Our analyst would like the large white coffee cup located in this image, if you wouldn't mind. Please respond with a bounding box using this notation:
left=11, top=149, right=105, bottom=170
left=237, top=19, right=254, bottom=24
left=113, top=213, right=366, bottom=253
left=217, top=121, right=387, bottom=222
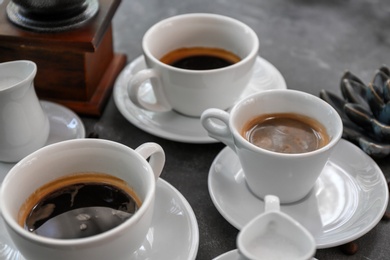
left=128, top=13, right=259, bottom=117
left=0, top=60, right=50, bottom=162
left=201, top=89, right=343, bottom=203
left=0, top=139, right=165, bottom=260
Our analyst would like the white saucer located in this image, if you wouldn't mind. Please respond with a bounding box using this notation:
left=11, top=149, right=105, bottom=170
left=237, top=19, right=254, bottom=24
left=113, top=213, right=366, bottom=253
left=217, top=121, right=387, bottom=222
left=0, top=101, right=86, bottom=181
left=0, top=178, right=199, bottom=260
left=208, top=139, right=388, bottom=249
left=113, top=55, right=287, bottom=143
left=213, top=250, right=243, bottom=260
left=213, top=249, right=318, bottom=260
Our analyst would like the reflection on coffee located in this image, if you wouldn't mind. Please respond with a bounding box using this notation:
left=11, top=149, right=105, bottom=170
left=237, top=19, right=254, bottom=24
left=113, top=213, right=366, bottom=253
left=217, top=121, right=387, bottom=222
left=160, top=47, right=241, bottom=70
left=242, top=113, right=329, bottom=154
left=19, top=173, right=141, bottom=239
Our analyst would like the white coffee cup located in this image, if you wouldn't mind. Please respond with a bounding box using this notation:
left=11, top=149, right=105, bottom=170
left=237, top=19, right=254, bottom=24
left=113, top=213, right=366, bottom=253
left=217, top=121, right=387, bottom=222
left=0, top=60, right=50, bottom=162
left=127, top=13, right=259, bottom=117
left=201, top=89, right=343, bottom=203
left=237, top=195, right=316, bottom=260
left=0, top=139, right=165, bottom=260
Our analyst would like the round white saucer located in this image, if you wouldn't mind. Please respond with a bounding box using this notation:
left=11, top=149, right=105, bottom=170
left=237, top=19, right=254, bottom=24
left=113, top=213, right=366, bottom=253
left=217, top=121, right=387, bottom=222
left=129, top=179, right=199, bottom=259
left=213, top=249, right=319, bottom=260
left=113, top=55, right=287, bottom=143
left=208, top=139, right=388, bottom=249
left=213, top=249, right=243, bottom=260
left=0, top=178, right=199, bottom=260
left=0, top=101, right=86, bottom=181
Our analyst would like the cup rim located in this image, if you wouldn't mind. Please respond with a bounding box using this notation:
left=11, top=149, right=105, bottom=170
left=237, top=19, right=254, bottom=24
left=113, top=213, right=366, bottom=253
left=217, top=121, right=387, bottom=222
left=0, top=60, right=37, bottom=92
left=229, top=89, right=343, bottom=157
left=0, top=139, right=157, bottom=247
left=141, top=13, right=260, bottom=74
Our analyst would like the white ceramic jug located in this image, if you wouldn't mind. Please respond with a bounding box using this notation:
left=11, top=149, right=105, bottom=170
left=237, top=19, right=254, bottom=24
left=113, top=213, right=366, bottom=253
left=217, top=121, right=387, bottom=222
left=237, top=195, right=316, bottom=260
left=0, top=60, right=49, bottom=162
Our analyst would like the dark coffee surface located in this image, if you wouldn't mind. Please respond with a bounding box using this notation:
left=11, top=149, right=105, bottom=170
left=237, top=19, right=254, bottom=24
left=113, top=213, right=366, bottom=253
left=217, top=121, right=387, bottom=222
left=242, top=113, right=329, bottom=153
left=160, top=47, right=241, bottom=70
left=20, top=173, right=140, bottom=239
left=170, top=55, right=234, bottom=70
left=25, top=183, right=137, bottom=239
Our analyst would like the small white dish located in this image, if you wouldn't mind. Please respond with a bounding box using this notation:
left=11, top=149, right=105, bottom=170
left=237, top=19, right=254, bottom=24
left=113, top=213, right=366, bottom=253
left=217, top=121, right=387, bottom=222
left=113, top=55, right=287, bottom=143
left=213, top=249, right=243, bottom=260
left=208, top=139, right=388, bottom=249
left=0, top=101, right=85, bottom=180
left=213, top=249, right=319, bottom=260
left=0, top=178, right=199, bottom=260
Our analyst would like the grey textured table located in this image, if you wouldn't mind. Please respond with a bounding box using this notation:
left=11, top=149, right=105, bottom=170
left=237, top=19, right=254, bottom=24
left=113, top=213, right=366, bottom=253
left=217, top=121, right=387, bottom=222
left=81, top=0, right=390, bottom=259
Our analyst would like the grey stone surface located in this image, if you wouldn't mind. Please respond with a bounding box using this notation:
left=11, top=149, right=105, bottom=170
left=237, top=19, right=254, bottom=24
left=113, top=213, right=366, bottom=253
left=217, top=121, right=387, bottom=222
left=81, top=0, right=390, bottom=259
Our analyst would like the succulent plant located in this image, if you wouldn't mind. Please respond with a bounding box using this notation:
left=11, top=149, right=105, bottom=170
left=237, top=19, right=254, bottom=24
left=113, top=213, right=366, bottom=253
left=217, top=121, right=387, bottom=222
left=320, top=65, right=390, bottom=158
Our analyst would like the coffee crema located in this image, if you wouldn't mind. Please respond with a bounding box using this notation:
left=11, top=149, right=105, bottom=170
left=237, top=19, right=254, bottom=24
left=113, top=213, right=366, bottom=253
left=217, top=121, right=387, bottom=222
left=19, top=173, right=141, bottom=239
left=160, top=47, right=241, bottom=70
left=241, top=113, right=330, bottom=154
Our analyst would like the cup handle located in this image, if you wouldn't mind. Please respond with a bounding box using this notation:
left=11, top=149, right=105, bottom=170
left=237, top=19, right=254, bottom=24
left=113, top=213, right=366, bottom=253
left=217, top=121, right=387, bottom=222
left=201, top=108, right=236, bottom=151
left=128, top=68, right=172, bottom=112
left=264, top=195, right=280, bottom=212
left=135, top=142, right=165, bottom=180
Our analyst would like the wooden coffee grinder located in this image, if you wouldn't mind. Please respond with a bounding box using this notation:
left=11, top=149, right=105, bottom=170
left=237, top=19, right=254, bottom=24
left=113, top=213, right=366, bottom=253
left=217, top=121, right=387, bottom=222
left=0, top=0, right=126, bottom=116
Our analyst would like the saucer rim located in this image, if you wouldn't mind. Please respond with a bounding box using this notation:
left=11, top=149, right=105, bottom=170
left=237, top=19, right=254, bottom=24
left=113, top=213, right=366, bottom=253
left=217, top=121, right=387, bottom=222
left=213, top=249, right=318, bottom=260
left=213, top=249, right=241, bottom=260
left=113, top=55, right=287, bottom=144
left=208, top=139, right=388, bottom=249
left=155, top=178, right=199, bottom=260
left=0, top=178, right=199, bottom=260
left=40, top=100, right=86, bottom=141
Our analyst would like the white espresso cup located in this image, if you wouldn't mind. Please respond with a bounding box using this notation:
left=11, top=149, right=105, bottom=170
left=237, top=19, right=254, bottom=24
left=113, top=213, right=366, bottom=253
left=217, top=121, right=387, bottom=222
left=128, top=13, right=259, bottom=117
left=237, top=195, right=316, bottom=260
left=0, top=60, right=50, bottom=162
left=201, top=89, right=343, bottom=203
left=0, top=139, right=165, bottom=260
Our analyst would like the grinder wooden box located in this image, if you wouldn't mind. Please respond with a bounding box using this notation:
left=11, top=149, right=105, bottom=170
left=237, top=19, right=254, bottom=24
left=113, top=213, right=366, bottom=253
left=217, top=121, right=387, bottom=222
left=0, top=0, right=126, bottom=116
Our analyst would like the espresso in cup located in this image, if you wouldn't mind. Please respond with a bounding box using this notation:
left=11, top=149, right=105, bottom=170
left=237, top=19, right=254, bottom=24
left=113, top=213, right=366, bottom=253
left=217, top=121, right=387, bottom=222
left=19, top=172, right=141, bottom=239
left=160, top=47, right=241, bottom=70
left=128, top=13, right=259, bottom=117
left=0, top=139, right=165, bottom=260
left=201, top=89, right=343, bottom=203
left=241, top=113, right=330, bottom=154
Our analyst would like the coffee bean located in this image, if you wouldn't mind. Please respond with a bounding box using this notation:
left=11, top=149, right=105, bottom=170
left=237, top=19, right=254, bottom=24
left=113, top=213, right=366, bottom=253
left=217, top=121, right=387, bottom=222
left=382, top=211, right=390, bottom=221
left=339, top=241, right=358, bottom=255
left=87, top=132, right=99, bottom=138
